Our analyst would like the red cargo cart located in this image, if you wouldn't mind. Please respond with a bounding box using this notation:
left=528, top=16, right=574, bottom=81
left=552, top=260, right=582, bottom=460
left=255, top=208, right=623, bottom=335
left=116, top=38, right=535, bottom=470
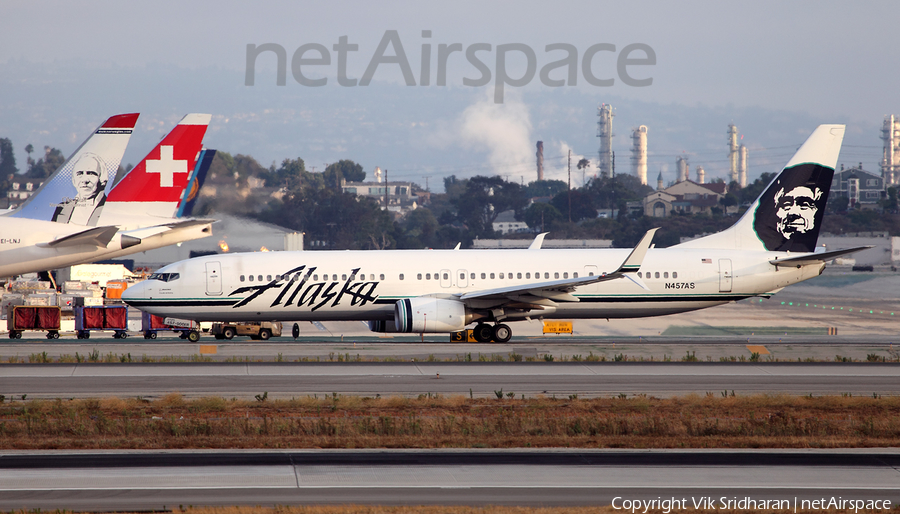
left=141, top=312, right=201, bottom=341
left=74, top=305, right=129, bottom=339
left=7, top=305, right=61, bottom=339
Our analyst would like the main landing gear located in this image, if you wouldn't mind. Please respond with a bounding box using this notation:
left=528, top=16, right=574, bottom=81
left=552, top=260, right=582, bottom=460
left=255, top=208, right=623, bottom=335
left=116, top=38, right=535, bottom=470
left=472, top=323, right=512, bottom=343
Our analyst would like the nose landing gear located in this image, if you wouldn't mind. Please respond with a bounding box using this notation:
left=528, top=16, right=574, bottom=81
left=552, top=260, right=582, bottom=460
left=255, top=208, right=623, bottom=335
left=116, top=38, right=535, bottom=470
left=472, top=323, right=513, bottom=343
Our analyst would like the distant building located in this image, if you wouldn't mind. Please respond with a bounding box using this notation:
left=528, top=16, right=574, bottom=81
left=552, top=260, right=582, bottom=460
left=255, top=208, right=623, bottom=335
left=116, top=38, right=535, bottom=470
left=6, top=175, right=43, bottom=208
left=831, top=164, right=884, bottom=208
left=491, top=210, right=529, bottom=235
left=341, top=179, right=418, bottom=214
left=643, top=180, right=727, bottom=217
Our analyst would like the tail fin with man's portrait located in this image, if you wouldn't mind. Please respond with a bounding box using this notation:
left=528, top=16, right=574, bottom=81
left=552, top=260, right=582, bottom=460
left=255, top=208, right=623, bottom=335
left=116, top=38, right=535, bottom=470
left=676, top=124, right=845, bottom=253
left=5, top=113, right=139, bottom=225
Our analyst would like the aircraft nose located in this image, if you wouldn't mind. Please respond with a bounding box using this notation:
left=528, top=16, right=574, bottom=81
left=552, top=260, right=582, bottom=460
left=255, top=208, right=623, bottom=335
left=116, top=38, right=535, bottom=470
left=121, top=282, right=145, bottom=302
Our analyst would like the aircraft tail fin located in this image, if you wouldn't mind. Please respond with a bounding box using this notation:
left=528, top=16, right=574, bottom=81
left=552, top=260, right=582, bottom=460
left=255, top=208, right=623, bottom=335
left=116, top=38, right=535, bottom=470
left=8, top=113, right=139, bottom=224
left=176, top=148, right=215, bottom=218
left=677, top=124, right=845, bottom=253
left=105, top=113, right=210, bottom=218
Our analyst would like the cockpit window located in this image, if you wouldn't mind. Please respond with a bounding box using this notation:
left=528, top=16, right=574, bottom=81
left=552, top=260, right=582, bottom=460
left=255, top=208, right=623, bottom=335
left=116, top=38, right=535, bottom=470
left=148, top=273, right=180, bottom=282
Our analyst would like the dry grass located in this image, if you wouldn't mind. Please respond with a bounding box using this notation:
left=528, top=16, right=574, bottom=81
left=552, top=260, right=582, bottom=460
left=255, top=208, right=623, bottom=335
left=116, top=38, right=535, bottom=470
left=1, top=393, right=899, bottom=450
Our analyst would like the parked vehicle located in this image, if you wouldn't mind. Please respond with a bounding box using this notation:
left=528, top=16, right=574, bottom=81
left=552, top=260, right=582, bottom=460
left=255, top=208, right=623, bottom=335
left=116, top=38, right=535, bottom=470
left=210, top=321, right=282, bottom=340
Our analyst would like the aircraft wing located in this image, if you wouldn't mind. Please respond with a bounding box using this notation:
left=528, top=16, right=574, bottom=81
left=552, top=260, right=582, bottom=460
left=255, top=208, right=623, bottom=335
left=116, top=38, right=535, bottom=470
left=458, top=228, right=657, bottom=303
left=769, top=246, right=873, bottom=266
left=120, top=218, right=216, bottom=239
left=37, top=226, right=119, bottom=248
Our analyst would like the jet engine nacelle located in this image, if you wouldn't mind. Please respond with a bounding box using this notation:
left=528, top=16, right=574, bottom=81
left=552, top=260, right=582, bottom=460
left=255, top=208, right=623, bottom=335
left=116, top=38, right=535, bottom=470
left=367, top=320, right=400, bottom=333
left=394, top=297, right=467, bottom=333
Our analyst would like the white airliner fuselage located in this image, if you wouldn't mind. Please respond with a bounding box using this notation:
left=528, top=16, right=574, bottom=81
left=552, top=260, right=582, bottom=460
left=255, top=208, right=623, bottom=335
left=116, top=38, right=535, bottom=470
left=124, top=246, right=821, bottom=323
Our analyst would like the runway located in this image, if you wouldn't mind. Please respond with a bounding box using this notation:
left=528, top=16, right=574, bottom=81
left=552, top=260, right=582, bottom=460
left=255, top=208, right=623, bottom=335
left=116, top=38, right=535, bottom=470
left=3, top=362, right=899, bottom=399
left=1, top=449, right=898, bottom=509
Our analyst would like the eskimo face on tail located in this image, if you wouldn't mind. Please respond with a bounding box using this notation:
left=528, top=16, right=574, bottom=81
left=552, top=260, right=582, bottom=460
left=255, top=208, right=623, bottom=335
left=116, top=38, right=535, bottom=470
left=753, top=163, right=833, bottom=252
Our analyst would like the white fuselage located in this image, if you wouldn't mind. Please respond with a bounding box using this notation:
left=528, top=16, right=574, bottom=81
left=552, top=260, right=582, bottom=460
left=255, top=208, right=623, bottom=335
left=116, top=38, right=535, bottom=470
left=122, top=247, right=823, bottom=323
left=0, top=216, right=212, bottom=277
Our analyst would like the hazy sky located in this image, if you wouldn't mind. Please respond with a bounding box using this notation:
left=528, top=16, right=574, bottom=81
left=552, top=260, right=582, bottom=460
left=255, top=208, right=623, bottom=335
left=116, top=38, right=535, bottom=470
left=1, top=1, right=897, bottom=188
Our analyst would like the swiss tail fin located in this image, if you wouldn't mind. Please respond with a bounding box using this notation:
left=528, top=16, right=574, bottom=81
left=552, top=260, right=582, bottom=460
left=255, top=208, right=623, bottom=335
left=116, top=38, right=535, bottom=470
left=8, top=113, right=139, bottom=225
left=677, top=124, right=845, bottom=253
left=176, top=148, right=215, bottom=218
left=104, top=113, right=210, bottom=219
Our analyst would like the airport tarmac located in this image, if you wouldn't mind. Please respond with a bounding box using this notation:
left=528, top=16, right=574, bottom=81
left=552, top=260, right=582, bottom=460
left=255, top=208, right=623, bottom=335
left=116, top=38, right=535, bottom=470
left=3, top=362, right=899, bottom=399
left=1, top=449, right=898, bottom=509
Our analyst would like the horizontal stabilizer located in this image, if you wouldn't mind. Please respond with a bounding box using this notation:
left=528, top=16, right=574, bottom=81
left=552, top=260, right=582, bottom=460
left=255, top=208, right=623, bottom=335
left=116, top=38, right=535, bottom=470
left=769, top=246, right=873, bottom=266
left=38, top=226, right=119, bottom=248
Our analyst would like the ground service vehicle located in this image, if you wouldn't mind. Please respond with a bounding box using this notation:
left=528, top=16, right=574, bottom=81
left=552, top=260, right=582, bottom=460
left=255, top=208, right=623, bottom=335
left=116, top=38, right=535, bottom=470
left=211, top=321, right=282, bottom=340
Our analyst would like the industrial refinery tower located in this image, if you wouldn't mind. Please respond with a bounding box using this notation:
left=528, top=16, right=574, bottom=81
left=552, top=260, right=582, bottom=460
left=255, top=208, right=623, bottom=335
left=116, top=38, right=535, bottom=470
left=597, top=104, right=614, bottom=178
left=631, top=125, right=648, bottom=185
left=883, top=115, right=900, bottom=187
left=727, top=124, right=748, bottom=187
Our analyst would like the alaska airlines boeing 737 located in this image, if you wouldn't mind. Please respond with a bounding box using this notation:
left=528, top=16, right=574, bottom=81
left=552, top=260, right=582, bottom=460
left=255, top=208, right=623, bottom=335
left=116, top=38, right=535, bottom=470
left=123, top=125, right=870, bottom=342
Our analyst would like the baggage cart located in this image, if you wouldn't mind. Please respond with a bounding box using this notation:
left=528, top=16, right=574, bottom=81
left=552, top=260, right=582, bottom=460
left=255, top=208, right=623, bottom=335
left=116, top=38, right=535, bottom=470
left=7, top=305, right=61, bottom=339
left=141, top=312, right=201, bottom=342
left=74, top=305, right=129, bottom=339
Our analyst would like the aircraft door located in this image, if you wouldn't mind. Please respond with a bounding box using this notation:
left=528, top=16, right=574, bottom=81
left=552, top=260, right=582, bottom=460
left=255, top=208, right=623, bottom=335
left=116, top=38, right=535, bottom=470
left=718, top=259, right=732, bottom=293
left=457, top=269, right=468, bottom=288
left=440, top=269, right=452, bottom=288
left=206, top=261, right=222, bottom=296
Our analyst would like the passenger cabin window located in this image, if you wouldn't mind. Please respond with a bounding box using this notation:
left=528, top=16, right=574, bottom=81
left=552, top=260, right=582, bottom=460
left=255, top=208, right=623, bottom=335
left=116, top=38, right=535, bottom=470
left=399, top=274, right=404, bottom=280
left=499, top=273, right=504, bottom=279
left=443, top=273, right=449, bottom=280
left=426, top=273, right=431, bottom=280
left=332, top=274, right=338, bottom=281
left=380, top=274, right=385, bottom=280
left=417, top=273, right=423, bottom=280
left=554, top=272, right=560, bottom=279
left=563, top=272, right=568, bottom=279
left=249, top=275, right=254, bottom=282
left=342, top=274, right=347, bottom=280
left=490, top=273, right=495, bottom=279
left=459, top=273, right=465, bottom=279
left=481, top=273, right=486, bottom=279
left=526, top=272, right=531, bottom=279
left=544, top=272, right=550, bottom=279
left=240, top=275, right=245, bottom=282
left=637, top=272, right=642, bottom=278
left=470, top=273, right=475, bottom=279
left=313, top=274, right=319, bottom=281
left=517, top=273, right=522, bottom=279
left=573, top=272, right=578, bottom=278
left=673, top=272, right=678, bottom=278
left=655, top=272, right=660, bottom=278
left=664, top=272, right=669, bottom=278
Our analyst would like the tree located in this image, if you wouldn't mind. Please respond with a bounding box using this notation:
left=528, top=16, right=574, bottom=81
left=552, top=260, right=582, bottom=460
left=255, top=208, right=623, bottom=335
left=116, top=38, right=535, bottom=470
left=0, top=138, right=17, bottom=177
left=27, top=146, right=65, bottom=179
left=452, top=176, right=527, bottom=237
left=523, top=179, right=567, bottom=198
left=551, top=190, right=596, bottom=222
left=323, top=159, right=365, bottom=189
left=523, top=202, right=563, bottom=231
left=576, top=158, right=590, bottom=185
left=24, top=143, right=33, bottom=168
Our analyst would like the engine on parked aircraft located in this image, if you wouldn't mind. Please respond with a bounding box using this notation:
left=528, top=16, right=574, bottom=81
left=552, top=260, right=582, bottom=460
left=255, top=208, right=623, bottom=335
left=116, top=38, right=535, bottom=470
left=393, top=297, right=469, bottom=333
left=367, top=320, right=400, bottom=333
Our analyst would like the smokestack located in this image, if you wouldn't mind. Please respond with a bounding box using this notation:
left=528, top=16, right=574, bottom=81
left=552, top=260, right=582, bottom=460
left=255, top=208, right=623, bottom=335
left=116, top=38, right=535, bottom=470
left=738, top=145, right=748, bottom=187
left=727, top=124, right=739, bottom=184
left=536, top=141, right=544, bottom=181
left=676, top=156, right=689, bottom=183
left=696, top=165, right=705, bottom=184
left=631, top=125, right=648, bottom=185
left=882, top=115, right=900, bottom=187
left=597, top=104, right=614, bottom=178
left=374, top=166, right=382, bottom=183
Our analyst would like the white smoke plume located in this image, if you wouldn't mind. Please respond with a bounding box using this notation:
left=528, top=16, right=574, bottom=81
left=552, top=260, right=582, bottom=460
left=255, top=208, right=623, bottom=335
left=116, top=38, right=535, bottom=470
left=458, top=92, right=533, bottom=180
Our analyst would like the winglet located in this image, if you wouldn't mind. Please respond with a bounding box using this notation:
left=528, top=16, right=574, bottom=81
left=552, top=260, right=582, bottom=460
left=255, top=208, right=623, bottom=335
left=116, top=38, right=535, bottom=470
left=528, top=232, right=548, bottom=250
left=615, top=228, right=658, bottom=273
left=37, top=226, right=119, bottom=248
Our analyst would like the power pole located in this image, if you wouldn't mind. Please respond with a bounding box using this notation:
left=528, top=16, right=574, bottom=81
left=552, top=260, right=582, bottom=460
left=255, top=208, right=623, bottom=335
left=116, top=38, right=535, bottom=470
left=425, top=176, right=429, bottom=192
left=384, top=169, right=389, bottom=210
left=567, top=149, right=572, bottom=223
